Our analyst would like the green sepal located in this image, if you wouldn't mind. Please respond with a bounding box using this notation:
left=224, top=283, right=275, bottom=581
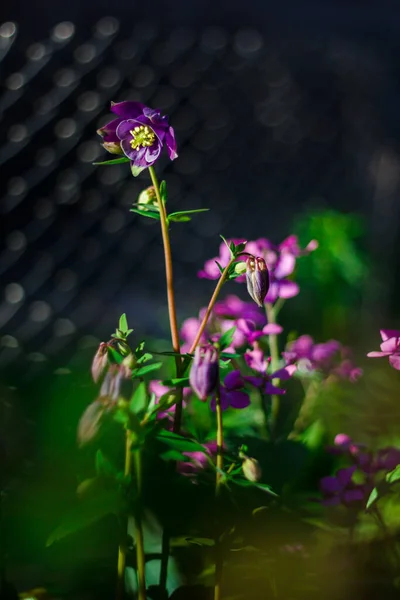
left=159, top=180, right=167, bottom=203
left=130, top=208, right=161, bottom=220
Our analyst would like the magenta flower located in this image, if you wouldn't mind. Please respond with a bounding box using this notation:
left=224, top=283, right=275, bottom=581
left=198, top=236, right=317, bottom=304
left=177, top=441, right=219, bottom=479
left=244, top=346, right=296, bottom=394
left=149, top=380, right=191, bottom=422
left=320, top=466, right=366, bottom=506
left=197, top=238, right=246, bottom=280
left=98, top=101, right=177, bottom=175
left=367, top=329, right=400, bottom=370
left=213, top=295, right=265, bottom=325
left=284, top=335, right=362, bottom=382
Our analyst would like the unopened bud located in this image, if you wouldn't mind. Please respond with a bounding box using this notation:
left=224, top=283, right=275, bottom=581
left=91, top=342, right=109, bottom=383
left=102, top=141, right=123, bottom=155
left=138, top=186, right=158, bottom=212
left=242, top=457, right=262, bottom=482
left=77, top=401, right=104, bottom=447
left=246, top=256, right=269, bottom=307
left=189, top=345, right=219, bottom=401
left=234, top=261, right=247, bottom=275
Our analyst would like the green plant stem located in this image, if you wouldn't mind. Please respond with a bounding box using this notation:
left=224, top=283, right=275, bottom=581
left=116, top=430, right=134, bottom=600
left=133, top=449, right=147, bottom=600
left=265, top=302, right=280, bottom=434
left=214, top=384, right=224, bottom=600
left=148, top=166, right=183, bottom=433
left=374, top=506, right=400, bottom=573
left=189, top=259, right=236, bottom=356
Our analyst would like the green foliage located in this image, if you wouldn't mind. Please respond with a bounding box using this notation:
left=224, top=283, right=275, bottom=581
left=168, top=209, right=210, bottom=223
left=130, top=207, right=161, bottom=220
left=218, top=326, right=237, bottom=351
left=93, top=157, right=130, bottom=166
left=129, top=381, right=148, bottom=415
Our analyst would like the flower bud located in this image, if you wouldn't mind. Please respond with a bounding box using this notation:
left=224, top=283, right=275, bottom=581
left=189, top=345, right=219, bottom=401
left=102, top=141, right=124, bottom=155
left=242, top=457, right=262, bottom=482
left=138, top=186, right=159, bottom=212
left=91, top=342, right=109, bottom=383
left=246, top=256, right=269, bottom=307
left=77, top=401, right=105, bottom=447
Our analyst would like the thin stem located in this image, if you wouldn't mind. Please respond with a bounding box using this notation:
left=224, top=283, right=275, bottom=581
left=374, top=506, right=400, bottom=573
left=133, top=449, right=147, bottom=600
left=265, top=302, right=280, bottom=433
left=214, top=384, right=224, bottom=600
left=116, top=430, right=134, bottom=600
left=148, top=166, right=183, bottom=433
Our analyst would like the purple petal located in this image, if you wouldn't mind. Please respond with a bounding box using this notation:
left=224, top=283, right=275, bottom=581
left=277, top=280, right=300, bottom=299
left=264, top=382, right=286, bottom=395
left=380, top=329, right=400, bottom=341
left=165, top=127, right=178, bottom=160
left=342, top=488, right=365, bottom=504
left=336, top=466, right=357, bottom=488
left=244, top=375, right=264, bottom=388
left=110, top=101, right=146, bottom=119
left=228, top=390, right=251, bottom=409
left=320, top=475, right=341, bottom=494
left=272, top=364, right=297, bottom=380
left=224, top=370, right=244, bottom=390
left=97, top=117, right=122, bottom=142
left=197, top=259, right=222, bottom=280
left=274, top=252, right=296, bottom=279
left=389, top=354, right=400, bottom=370
left=367, top=350, right=391, bottom=358
left=380, top=338, right=400, bottom=353
left=210, top=387, right=230, bottom=411
left=262, top=323, right=283, bottom=335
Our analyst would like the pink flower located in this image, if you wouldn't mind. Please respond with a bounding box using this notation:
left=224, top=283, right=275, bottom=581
left=367, top=329, right=400, bottom=370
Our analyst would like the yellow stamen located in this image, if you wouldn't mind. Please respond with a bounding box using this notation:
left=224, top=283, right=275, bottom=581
left=129, top=125, right=155, bottom=150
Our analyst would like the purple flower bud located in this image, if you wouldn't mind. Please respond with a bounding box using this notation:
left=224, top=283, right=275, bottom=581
left=91, top=342, right=109, bottom=383
left=189, top=345, right=219, bottom=401
left=246, top=256, right=269, bottom=307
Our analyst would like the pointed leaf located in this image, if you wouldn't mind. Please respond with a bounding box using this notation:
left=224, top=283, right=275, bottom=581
left=366, top=487, right=379, bottom=509
left=386, top=465, right=400, bottom=484
left=119, top=313, right=128, bottom=333
left=95, top=450, right=118, bottom=478
left=156, top=430, right=208, bottom=453
left=130, top=382, right=148, bottom=415
left=94, top=157, right=130, bottom=166
left=162, top=377, right=190, bottom=387
left=46, top=491, right=122, bottom=546
left=168, top=209, right=210, bottom=223
left=133, top=362, right=163, bottom=377
left=130, top=208, right=161, bottom=221
left=218, top=326, right=237, bottom=351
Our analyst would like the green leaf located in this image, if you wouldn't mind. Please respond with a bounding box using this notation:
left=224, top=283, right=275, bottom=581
left=221, top=352, right=241, bottom=359
left=119, top=313, right=128, bottom=333
left=130, top=208, right=161, bottom=220
left=220, top=235, right=233, bottom=257
left=232, top=478, right=277, bottom=497
left=46, top=491, right=121, bottom=546
left=94, top=157, right=130, bottom=166
left=170, top=537, right=215, bottom=548
left=107, top=346, right=123, bottom=364
left=168, top=209, right=210, bottom=223
left=162, top=377, right=190, bottom=388
left=160, top=180, right=167, bottom=203
left=130, top=382, right=148, bottom=415
left=156, top=429, right=207, bottom=453
left=215, top=261, right=225, bottom=275
left=160, top=449, right=187, bottom=462
left=386, top=465, right=400, bottom=484
left=95, top=449, right=118, bottom=478
left=366, top=487, right=379, bottom=509
left=137, top=352, right=153, bottom=364
left=235, top=242, right=247, bottom=255
left=133, top=362, right=163, bottom=377
left=218, top=326, right=237, bottom=351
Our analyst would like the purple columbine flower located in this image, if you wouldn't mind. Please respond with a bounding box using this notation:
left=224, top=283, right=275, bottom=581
left=189, top=345, right=219, bottom=401
left=319, top=466, right=366, bottom=506
left=97, top=101, right=178, bottom=175
left=367, top=329, right=400, bottom=370
left=244, top=346, right=296, bottom=395
left=246, top=256, right=270, bottom=307
left=213, top=295, right=265, bottom=325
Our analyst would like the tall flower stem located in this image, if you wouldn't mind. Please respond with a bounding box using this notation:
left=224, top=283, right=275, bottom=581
left=116, top=431, right=135, bottom=600
left=265, top=302, right=280, bottom=434
left=214, top=384, right=224, bottom=600
left=148, top=166, right=183, bottom=433
left=133, top=448, right=147, bottom=600
left=148, top=167, right=183, bottom=593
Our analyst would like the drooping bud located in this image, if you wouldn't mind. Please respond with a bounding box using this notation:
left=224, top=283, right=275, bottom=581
left=102, top=141, right=124, bottom=155
left=246, top=256, right=269, bottom=307
left=242, top=457, right=262, bottom=482
left=91, top=342, right=109, bottom=383
left=138, top=186, right=159, bottom=212
left=189, top=345, right=219, bottom=401
left=77, top=400, right=105, bottom=447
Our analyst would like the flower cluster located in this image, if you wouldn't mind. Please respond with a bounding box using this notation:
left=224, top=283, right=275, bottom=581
left=320, top=434, right=400, bottom=507
left=284, top=335, right=362, bottom=382
left=198, top=236, right=317, bottom=304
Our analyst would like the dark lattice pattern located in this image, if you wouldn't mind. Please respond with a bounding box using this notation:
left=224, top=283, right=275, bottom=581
left=1, top=18, right=400, bottom=381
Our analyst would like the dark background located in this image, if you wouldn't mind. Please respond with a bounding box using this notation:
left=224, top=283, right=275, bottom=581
left=1, top=1, right=400, bottom=592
